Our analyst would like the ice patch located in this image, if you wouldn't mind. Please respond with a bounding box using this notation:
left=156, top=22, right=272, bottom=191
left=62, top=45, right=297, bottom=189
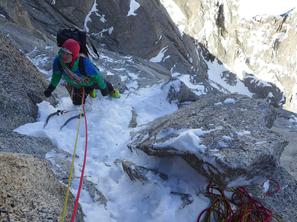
left=176, top=74, right=205, bottom=96
left=84, top=0, right=98, bottom=32
left=237, top=130, right=251, bottom=136
left=224, top=98, right=236, bottom=104
left=263, top=180, right=270, bottom=193
left=127, top=0, right=141, bottom=16
left=150, top=47, right=169, bottom=63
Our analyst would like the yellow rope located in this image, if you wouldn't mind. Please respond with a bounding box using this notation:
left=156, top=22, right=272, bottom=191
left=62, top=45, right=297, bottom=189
left=60, top=108, right=83, bottom=222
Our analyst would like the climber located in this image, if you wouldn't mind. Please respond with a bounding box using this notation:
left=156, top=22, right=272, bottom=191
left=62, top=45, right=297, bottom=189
left=43, top=38, right=120, bottom=105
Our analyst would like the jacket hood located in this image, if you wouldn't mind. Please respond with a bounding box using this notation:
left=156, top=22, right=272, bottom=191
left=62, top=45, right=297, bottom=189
left=62, top=39, right=80, bottom=67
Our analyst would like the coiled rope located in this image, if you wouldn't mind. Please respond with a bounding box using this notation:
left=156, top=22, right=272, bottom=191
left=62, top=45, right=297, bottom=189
left=197, top=181, right=282, bottom=222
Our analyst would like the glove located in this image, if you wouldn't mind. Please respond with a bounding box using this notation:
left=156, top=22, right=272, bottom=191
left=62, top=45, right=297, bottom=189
left=110, top=89, right=120, bottom=98
left=44, top=84, right=55, bottom=97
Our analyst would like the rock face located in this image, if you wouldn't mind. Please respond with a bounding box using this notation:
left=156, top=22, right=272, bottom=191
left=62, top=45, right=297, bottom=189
left=236, top=13, right=297, bottom=111
left=0, top=0, right=209, bottom=82
left=0, top=33, right=55, bottom=130
left=0, top=152, right=83, bottom=222
left=0, top=0, right=34, bottom=31
left=1, top=0, right=296, bottom=111
left=0, top=31, right=84, bottom=222
left=85, top=0, right=208, bottom=78
left=129, top=94, right=287, bottom=185
left=164, top=0, right=239, bottom=66
left=165, top=0, right=297, bottom=110
left=0, top=0, right=93, bottom=36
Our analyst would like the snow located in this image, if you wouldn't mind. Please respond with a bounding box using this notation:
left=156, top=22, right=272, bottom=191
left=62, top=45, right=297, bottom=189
left=15, top=82, right=210, bottom=221
left=92, top=26, right=114, bottom=38
left=159, top=0, right=186, bottom=34
left=239, top=0, right=297, bottom=18
left=222, top=136, right=232, bottom=141
left=84, top=0, right=98, bottom=32
left=289, top=115, right=297, bottom=124
left=108, top=27, right=114, bottom=35
left=207, top=60, right=253, bottom=97
left=150, top=47, right=169, bottom=63
left=127, top=0, right=141, bottom=16
left=153, top=128, right=221, bottom=154
left=99, top=15, right=107, bottom=23
left=237, top=130, right=251, bottom=136
left=223, top=98, right=236, bottom=104
left=263, top=180, right=270, bottom=193
left=153, top=128, right=207, bottom=153
left=167, top=73, right=205, bottom=96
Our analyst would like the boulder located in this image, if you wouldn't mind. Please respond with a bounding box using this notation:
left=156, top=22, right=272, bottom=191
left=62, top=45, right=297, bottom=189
left=129, top=94, right=288, bottom=185
left=0, top=152, right=84, bottom=222
left=162, top=78, right=199, bottom=105
left=0, top=129, right=57, bottom=159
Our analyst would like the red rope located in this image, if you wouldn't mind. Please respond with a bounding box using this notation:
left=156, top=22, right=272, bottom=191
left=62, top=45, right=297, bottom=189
left=70, top=88, right=88, bottom=222
left=197, top=182, right=281, bottom=222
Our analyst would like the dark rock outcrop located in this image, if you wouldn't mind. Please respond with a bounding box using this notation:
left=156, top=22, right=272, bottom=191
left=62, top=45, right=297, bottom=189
left=162, top=78, right=200, bottom=105
left=243, top=73, right=286, bottom=107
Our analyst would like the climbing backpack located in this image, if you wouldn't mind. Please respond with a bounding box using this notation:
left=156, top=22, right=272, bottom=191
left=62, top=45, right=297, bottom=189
left=56, top=28, right=99, bottom=59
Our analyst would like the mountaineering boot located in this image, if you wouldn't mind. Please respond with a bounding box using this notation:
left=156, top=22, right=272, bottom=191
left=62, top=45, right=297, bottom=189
left=110, top=89, right=120, bottom=98
left=89, top=89, right=97, bottom=98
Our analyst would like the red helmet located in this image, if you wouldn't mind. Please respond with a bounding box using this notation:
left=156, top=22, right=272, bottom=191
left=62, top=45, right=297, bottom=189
left=61, top=38, right=80, bottom=66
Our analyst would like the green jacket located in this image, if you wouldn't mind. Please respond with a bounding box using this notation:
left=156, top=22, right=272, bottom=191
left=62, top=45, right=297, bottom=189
left=50, top=56, right=107, bottom=89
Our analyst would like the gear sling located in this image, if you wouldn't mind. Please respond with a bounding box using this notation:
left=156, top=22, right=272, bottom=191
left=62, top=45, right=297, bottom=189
left=58, top=57, right=115, bottom=105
